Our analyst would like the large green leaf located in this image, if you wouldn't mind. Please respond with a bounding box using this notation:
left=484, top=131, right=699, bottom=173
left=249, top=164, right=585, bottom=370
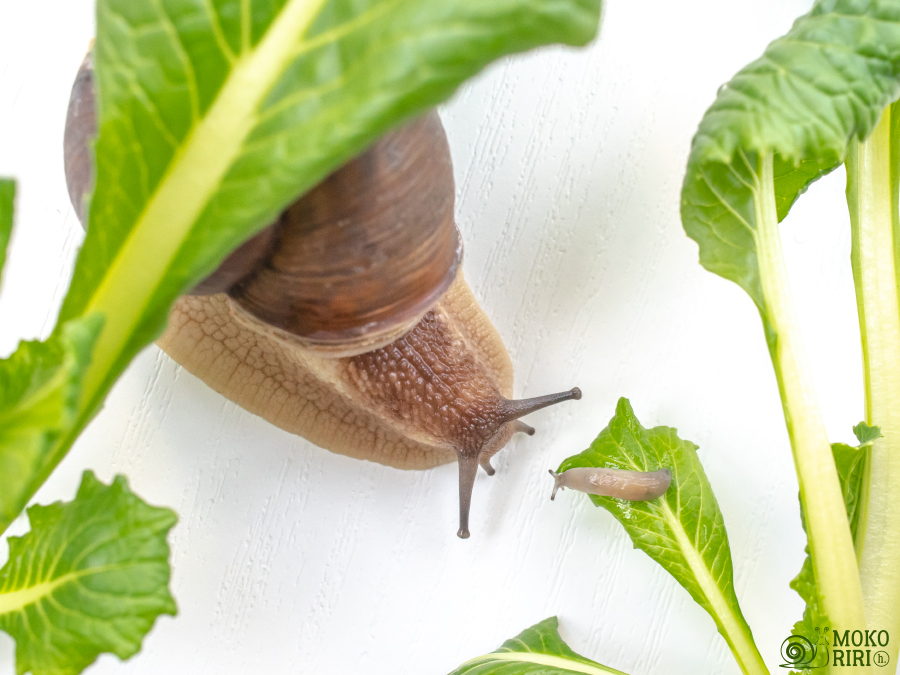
left=557, top=398, right=766, bottom=675
left=447, top=617, right=628, bottom=675
left=0, top=179, right=13, bottom=282
left=0, top=316, right=102, bottom=535
left=61, top=0, right=602, bottom=409
left=681, top=0, right=900, bottom=310
left=0, top=471, right=177, bottom=675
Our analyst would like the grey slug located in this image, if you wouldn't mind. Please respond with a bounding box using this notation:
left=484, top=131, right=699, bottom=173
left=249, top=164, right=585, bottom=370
left=549, top=467, right=672, bottom=501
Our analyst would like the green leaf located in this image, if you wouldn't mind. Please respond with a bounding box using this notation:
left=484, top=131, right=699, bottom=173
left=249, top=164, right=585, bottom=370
left=61, top=0, right=602, bottom=410
left=0, top=470, right=177, bottom=675
left=682, top=0, right=900, bottom=310
left=0, top=316, right=103, bottom=535
left=0, top=179, right=14, bottom=283
left=447, top=617, right=628, bottom=675
left=557, top=398, right=766, bottom=675
left=852, top=421, right=883, bottom=446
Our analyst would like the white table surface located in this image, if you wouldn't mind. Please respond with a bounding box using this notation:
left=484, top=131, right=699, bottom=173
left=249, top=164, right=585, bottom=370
left=0, top=0, right=867, bottom=673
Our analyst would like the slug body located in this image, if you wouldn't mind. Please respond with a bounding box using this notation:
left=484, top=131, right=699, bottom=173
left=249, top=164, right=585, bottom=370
left=65, top=49, right=581, bottom=538
left=549, top=467, right=672, bottom=501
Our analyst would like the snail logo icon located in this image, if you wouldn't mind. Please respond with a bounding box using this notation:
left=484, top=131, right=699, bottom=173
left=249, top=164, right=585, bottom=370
left=780, top=627, right=830, bottom=669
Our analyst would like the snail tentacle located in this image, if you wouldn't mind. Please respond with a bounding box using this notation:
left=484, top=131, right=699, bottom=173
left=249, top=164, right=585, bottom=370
left=456, top=452, right=480, bottom=539
left=512, top=421, right=536, bottom=436
left=479, top=455, right=496, bottom=476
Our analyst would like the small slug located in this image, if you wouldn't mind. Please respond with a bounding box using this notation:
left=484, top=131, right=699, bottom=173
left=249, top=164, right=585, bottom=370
left=548, top=467, right=672, bottom=501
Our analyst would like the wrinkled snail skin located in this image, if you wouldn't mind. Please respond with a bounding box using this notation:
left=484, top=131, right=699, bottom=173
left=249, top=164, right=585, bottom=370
left=549, top=467, right=672, bottom=501
left=65, top=50, right=582, bottom=539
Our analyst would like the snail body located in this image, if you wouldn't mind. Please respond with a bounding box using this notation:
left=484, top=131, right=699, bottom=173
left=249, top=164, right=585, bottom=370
left=548, top=467, right=672, bottom=501
left=65, top=50, right=581, bottom=538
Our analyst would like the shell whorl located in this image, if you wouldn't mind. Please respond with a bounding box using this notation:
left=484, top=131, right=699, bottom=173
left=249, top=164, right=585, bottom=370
left=227, top=112, right=462, bottom=356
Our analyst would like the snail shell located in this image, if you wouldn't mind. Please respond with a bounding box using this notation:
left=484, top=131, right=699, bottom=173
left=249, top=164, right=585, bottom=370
left=65, top=49, right=581, bottom=538
left=549, top=467, right=672, bottom=501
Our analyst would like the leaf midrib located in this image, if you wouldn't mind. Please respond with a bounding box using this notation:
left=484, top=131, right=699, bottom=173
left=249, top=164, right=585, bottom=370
left=459, top=652, right=627, bottom=675
left=659, top=501, right=763, bottom=674
left=80, top=0, right=329, bottom=403
left=0, top=562, right=134, bottom=616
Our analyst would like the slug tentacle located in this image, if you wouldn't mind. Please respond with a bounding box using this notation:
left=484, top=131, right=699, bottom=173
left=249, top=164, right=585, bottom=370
left=549, top=467, right=672, bottom=502
left=549, top=470, right=564, bottom=500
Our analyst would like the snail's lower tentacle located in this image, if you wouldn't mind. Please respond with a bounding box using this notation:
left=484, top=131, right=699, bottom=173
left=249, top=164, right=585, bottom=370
left=511, top=420, right=536, bottom=436
left=456, top=451, right=480, bottom=539
left=479, top=454, right=496, bottom=476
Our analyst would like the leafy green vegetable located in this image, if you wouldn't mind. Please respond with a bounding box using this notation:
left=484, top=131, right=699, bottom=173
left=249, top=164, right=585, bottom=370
left=3, top=0, right=602, bottom=531
left=0, top=316, right=103, bottom=535
left=557, top=398, right=766, bottom=675
left=846, top=99, right=900, bottom=666
left=447, top=617, right=628, bottom=675
left=679, top=0, right=900, bottom=632
left=0, top=471, right=177, bottom=675
left=0, top=179, right=13, bottom=282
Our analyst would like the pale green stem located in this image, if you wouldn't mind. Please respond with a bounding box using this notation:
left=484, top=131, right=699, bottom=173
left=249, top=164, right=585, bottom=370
left=754, top=153, right=869, bottom=674
left=847, top=106, right=900, bottom=673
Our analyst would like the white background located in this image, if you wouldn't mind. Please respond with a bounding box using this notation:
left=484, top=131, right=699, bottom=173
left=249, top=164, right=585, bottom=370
left=0, top=0, right=868, bottom=673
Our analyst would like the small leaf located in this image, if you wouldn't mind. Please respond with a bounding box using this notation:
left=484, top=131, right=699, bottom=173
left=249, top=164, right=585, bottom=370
left=0, top=470, right=177, bottom=675
left=557, top=398, right=765, bottom=675
left=447, top=617, right=628, bottom=675
left=852, top=421, right=882, bottom=446
left=0, top=316, right=103, bottom=534
left=0, top=179, right=14, bottom=283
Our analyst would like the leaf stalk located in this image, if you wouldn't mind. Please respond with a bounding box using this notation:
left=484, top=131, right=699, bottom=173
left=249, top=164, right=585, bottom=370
left=754, top=153, right=869, bottom=667
left=847, top=105, right=900, bottom=671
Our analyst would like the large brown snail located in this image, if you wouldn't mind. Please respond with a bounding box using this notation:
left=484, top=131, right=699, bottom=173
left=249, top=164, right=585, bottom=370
left=64, top=50, right=582, bottom=538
